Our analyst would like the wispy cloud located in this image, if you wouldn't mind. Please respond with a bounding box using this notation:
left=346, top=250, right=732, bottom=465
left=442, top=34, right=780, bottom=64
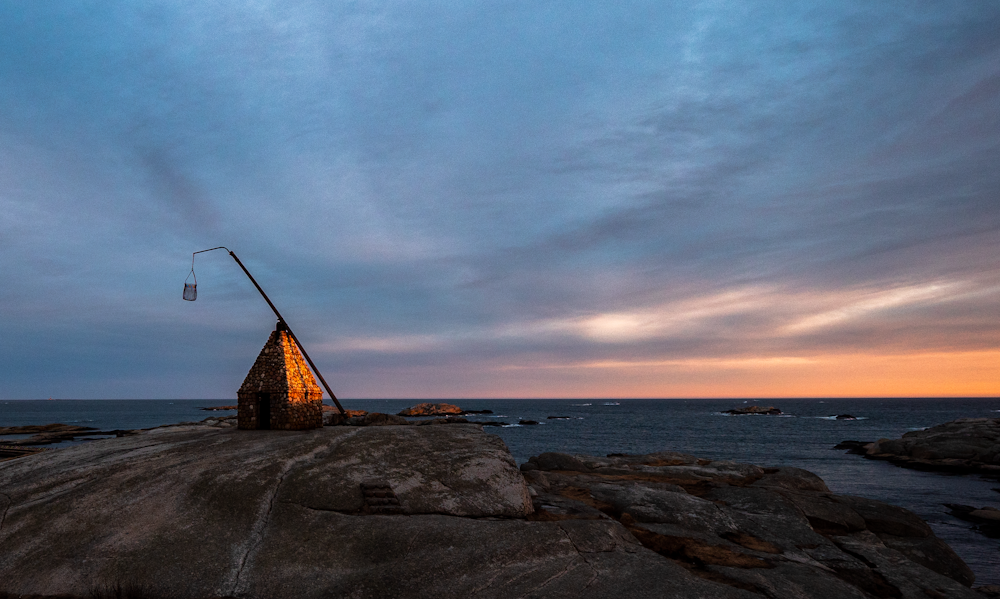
left=1, top=1, right=998, bottom=398
left=782, top=282, right=966, bottom=333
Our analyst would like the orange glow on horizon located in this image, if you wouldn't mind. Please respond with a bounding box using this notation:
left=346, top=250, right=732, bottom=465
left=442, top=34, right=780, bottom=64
left=346, top=350, right=1000, bottom=399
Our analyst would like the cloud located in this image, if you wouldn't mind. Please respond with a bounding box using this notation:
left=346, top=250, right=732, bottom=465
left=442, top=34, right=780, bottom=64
left=0, top=1, right=999, bottom=398
left=782, top=282, right=965, bottom=333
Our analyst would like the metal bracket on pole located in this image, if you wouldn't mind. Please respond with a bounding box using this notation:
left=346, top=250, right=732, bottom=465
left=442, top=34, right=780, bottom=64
left=190, top=246, right=346, bottom=415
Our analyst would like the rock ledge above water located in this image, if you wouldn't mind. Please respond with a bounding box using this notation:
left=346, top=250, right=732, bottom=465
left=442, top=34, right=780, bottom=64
left=0, top=422, right=988, bottom=599
left=860, top=417, right=1000, bottom=476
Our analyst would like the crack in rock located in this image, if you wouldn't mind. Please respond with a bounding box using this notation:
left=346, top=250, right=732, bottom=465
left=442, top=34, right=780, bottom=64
left=0, top=492, right=11, bottom=534
left=228, top=429, right=362, bottom=596
left=473, top=561, right=551, bottom=597
left=555, top=522, right=601, bottom=591
left=517, top=557, right=581, bottom=598
left=469, top=570, right=504, bottom=596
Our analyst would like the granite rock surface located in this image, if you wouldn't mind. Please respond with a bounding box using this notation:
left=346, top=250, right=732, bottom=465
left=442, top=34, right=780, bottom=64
left=0, top=424, right=986, bottom=598
left=521, top=451, right=979, bottom=597
left=865, top=418, right=1000, bottom=475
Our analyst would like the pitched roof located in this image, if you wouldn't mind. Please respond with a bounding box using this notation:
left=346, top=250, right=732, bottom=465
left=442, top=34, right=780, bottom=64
left=238, top=329, right=321, bottom=396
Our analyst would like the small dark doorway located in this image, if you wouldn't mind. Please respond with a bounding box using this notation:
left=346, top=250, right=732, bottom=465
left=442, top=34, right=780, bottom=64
left=256, top=392, right=271, bottom=430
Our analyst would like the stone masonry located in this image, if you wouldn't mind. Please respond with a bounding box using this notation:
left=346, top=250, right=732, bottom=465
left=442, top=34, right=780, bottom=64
left=237, top=322, right=323, bottom=430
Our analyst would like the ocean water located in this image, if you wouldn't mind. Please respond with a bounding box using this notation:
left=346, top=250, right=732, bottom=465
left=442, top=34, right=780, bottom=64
left=2, top=397, right=998, bottom=585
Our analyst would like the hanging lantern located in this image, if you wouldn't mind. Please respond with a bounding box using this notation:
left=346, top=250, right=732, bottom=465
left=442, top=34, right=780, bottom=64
left=183, top=256, right=197, bottom=301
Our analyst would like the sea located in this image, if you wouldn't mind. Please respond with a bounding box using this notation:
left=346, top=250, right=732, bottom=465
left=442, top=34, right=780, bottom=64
left=2, top=397, right=998, bottom=585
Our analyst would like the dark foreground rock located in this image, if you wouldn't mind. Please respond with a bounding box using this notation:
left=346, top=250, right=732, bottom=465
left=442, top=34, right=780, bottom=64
left=723, top=406, right=782, bottom=415
left=862, top=418, right=1000, bottom=476
left=521, top=451, right=979, bottom=597
left=0, top=424, right=984, bottom=598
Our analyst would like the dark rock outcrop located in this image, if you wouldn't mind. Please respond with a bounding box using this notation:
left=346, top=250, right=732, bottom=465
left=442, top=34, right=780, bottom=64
left=863, top=418, right=1000, bottom=476
left=0, top=424, right=984, bottom=598
left=0, top=424, right=97, bottom=435
left=0, top=423, right=138, bottom=447
left=834, top=440, right=874, bottom=455
left=321, top=411, right=472, bottom=427
left=723, top=406, right=782, bottom=415
left=0, top=445, right=47, bottom=460
left=945, top=504, right=1000, bottom=538
left=321, top=408, right=368, bottom=426
left=521, top=451, right=978, bottom=595
left=413, top=416, right=469, bottom=426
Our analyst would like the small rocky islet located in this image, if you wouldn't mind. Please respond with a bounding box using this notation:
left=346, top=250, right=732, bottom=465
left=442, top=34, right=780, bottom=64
left=1, top=405, right=997, bottom=598
left=395, top=402, right=493, bottom=417
left=722, top=406, right=783, bottom=415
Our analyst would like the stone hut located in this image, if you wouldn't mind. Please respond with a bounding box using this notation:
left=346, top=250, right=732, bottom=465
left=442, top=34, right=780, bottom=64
left=237, top=322, right=323, bottom=430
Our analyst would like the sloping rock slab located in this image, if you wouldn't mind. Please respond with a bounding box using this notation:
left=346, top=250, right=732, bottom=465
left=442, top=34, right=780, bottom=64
left=0, top=424, right=531, bottom=597
left=244, top=512, right=757, bottom=599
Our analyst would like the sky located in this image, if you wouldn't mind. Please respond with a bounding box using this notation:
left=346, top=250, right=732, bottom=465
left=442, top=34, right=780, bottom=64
left=1, top=1, right=998, bottom=400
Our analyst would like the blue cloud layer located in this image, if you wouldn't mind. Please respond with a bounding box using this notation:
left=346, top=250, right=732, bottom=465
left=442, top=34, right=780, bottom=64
left=1, top=1, right=998, bottom=398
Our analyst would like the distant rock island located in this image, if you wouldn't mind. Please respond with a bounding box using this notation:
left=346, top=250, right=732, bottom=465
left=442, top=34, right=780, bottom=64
left=723, top=405, right=782, bottom=415
left=396, top=402, right=494, bottom=417
left=0, top=418, right=989, bottom=598
left=397, top=402, right=464, bottom=416
left=838, top=417, right=1000, bottom=476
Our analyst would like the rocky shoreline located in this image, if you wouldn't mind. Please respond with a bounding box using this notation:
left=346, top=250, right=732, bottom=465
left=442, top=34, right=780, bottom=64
left=0, top=418, right=996, bottom=598
left=837, top=417, right=1000, bottom=476
left=0, top=424, right=139, bottom=459
left=944, top=505, right=1000, bottom=539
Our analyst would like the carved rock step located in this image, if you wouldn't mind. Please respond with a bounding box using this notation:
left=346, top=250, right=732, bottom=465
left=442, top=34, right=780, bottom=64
left=361, top=481, right=404, bottom=514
